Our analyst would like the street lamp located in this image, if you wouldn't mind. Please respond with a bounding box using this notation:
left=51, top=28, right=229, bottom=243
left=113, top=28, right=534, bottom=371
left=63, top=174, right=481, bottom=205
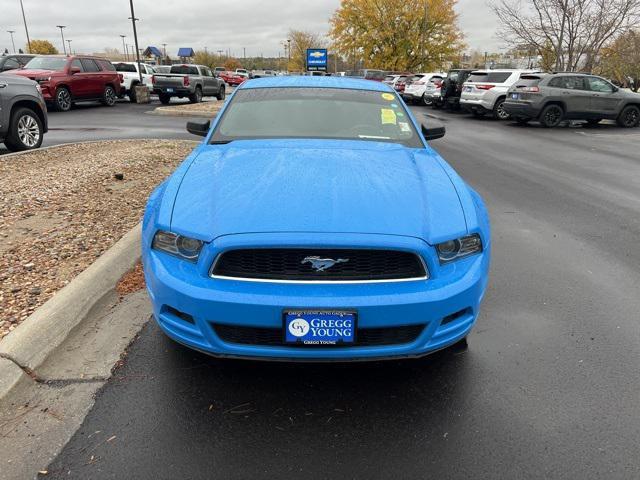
left=127, top=0, right=143, bottom=83
left=66, top=39, right=72, bottom=55
left=161, top=43, right=167, bottom=58
left=120, top=35, right=127, bottom=60
left=56, top=25, right=67, bottom=55
left=19, top=0, right=31, bottom=53
left=7, top=30, right=16, bottom=53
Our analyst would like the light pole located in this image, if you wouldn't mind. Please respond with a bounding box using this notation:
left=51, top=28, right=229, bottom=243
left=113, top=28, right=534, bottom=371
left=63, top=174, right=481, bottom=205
left=7, top=30, right=16, bottom=53
left=56, top=25, right=67, bottom=55
left=120, top=35, right=127, bottom=60
left=287, top=39, right=291, bottom=69
left=161, top=43, right=167, bottom=58
left=128, top=0, right=143, bottom=83
left=19, top=0, right=31, bottom=53
left=66, top=39, right=72, bottom=55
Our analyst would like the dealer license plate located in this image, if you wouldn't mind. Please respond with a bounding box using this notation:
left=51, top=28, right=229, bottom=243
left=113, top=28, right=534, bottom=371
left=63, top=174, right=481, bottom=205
left=284, top=310, right=356, bottom=345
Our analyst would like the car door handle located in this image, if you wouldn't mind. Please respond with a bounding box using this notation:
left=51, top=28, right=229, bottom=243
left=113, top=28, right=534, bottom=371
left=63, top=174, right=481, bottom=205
left=0, top=82, right=8, bottom=88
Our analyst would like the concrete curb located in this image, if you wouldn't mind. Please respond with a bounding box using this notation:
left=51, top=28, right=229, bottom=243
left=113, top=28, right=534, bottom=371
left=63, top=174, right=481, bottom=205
left=146, top=106, right=221, bottom=118
left=0, top=223, right=142, bottom=398
left=1, top=138, right=198, bottom=159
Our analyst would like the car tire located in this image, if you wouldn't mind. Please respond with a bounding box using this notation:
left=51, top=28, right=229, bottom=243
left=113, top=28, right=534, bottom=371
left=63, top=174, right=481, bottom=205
left=3, top=107, right=43, bottom=152
left=53, top=87, right=72, bottom=112
left=539, top=104, right=564, bottom=128
left=616, top=105, right=640, bottom=128
left=422, top=95, right=433, bottom=106
left=215, top=86, right=225, bottom=101
left=189, top=86, right=203, bottom=104
left=101, top=85, right=117, bottom=106
left=129, top=83, right=138, bottom=103
left=493, top=98, right=510, bottom=120
left=159, top=93, right=171, bottom=105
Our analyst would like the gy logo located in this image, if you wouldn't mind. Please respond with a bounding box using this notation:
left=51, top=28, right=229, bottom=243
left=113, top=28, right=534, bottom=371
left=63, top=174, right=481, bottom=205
left=301, top=256, right=349, bottom=272
left=288, top=318, right=310, bottom=337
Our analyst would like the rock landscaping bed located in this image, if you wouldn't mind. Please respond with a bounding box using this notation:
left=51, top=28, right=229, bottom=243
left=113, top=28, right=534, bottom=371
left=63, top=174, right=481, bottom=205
left=152, top=99, right=225, bottom=117
left=0, top=139, right=196, bottom=340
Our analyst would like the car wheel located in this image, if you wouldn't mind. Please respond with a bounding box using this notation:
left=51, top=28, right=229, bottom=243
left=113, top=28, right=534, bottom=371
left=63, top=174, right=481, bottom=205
left=54, top=87, right=72, bottom=112
left=422, top=94, right=432, bottom=106
left=159, top=93, right=171, bottom=105
left=616, top=105, right=640, bottom=128
left=102, top=85, right=117, bottom=106
left=493, top=98, right=510, bottom=120
left=539, top=104, right=564, bottom=128
left=216, top=86, right=225, bottom=101
left=189, top=87, right=203, bottom=104
left=129, top=83, right=138, bottom=103
left=3, top=107, right=43, bottom=152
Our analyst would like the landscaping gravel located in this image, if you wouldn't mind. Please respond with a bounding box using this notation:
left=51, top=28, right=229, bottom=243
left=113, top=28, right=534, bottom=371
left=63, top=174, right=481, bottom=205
left=0, top=140, right=196, bottom=340
left=152, top=99, right=224, bottom=117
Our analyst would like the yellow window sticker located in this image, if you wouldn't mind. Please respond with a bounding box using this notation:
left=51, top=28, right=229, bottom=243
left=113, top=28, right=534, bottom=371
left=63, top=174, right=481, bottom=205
left=381, top=108, right=397, bottom=125
left=381, top=93, right=395, bottom=101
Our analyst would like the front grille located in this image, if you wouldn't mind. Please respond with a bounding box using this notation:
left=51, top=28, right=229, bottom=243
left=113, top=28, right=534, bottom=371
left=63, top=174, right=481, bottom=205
left=212, top=323, right=426, bottom=347
left=211, top=248, right=427, bottom=281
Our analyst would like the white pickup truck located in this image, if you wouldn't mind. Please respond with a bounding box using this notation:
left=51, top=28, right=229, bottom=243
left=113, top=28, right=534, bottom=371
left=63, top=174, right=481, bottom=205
left=113, top=62, right=155, bottom=102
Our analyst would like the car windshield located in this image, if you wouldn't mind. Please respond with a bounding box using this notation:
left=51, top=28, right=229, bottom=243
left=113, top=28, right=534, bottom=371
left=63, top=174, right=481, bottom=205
left=211, top=87, right=423, bottom=148
left=23, top=57, right=67, bottom=71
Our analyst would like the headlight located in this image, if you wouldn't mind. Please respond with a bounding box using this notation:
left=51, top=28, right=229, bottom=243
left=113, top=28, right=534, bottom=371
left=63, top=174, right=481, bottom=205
left=152, top=230, right=203, bottom=262
left=436, top=234, right=482, bottom=264
left=35, top=76, right=51, bottom=83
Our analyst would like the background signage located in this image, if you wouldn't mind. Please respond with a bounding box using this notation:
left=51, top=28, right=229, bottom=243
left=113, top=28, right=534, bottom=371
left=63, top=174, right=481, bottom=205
left=306, top=48, right=328, bottom=72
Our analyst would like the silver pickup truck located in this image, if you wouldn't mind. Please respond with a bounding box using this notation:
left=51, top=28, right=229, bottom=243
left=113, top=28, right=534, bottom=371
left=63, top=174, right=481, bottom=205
left=152, top=64, right=225, bottom=104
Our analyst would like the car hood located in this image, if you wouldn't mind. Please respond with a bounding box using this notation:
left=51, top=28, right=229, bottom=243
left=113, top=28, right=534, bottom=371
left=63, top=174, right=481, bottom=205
left=170, top=140, right=467, bottom=244
left=9, top=69, right=60, bottom=79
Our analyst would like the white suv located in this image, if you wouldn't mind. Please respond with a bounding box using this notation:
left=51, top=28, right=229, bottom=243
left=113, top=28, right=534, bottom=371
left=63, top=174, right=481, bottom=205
left=403, top=72, right=446, bottom=105
left=460, top=70, right=542, bottom=119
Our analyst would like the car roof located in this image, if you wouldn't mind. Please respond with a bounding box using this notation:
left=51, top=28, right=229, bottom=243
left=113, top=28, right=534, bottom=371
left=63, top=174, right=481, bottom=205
left=237, top=76, right=395, bottom=92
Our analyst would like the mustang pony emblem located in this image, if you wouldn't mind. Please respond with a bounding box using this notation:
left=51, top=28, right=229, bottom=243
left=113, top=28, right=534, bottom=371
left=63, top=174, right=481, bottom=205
left=301, top=256, right=349, bottom=272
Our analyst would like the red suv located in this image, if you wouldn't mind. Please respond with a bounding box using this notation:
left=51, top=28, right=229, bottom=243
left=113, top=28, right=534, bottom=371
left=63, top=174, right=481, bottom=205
left=9, top=55, right=122, bottom=111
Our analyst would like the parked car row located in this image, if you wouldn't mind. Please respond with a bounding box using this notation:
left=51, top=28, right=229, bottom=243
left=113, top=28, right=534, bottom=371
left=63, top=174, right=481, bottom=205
left=408, top=68, right=640, bottom=128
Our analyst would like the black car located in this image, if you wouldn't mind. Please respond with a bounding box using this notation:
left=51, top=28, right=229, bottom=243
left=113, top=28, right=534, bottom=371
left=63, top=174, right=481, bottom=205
left=433, top=69, right=474, bottom=109
left=0, top=54, right=36, bottom=72
left=0, top=74, right=48, bottom=151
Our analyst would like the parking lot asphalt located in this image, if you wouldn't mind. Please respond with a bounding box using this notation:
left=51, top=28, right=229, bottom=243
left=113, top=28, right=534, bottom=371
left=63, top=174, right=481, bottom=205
left=37, top=106, right=640, bottom=479
left=0, top=97, right=205, bottom=155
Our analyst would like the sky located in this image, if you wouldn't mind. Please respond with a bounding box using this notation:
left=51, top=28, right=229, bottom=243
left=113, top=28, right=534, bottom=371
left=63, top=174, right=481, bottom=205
left=1, top=0, right=501, bottom=57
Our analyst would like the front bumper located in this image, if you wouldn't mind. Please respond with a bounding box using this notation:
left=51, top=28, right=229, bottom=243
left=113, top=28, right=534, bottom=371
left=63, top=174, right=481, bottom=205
left=143, top=232, right=490, bottom=361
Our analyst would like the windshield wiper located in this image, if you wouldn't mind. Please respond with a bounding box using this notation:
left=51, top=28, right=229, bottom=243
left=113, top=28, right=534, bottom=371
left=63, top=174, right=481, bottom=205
left=210, top=140, right=233, bottom=145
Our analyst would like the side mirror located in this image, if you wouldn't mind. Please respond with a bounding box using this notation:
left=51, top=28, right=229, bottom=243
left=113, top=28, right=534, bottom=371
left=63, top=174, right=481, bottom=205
left=70, top=66, right=81, bottom=74
left=186, top=119, right=210, bottom=137
left=421, top=120, right=446, bottom=141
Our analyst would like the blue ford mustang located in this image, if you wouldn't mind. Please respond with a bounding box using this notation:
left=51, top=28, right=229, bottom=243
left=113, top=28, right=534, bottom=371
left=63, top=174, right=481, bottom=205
left=142, top=76, right=490, bottom=361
